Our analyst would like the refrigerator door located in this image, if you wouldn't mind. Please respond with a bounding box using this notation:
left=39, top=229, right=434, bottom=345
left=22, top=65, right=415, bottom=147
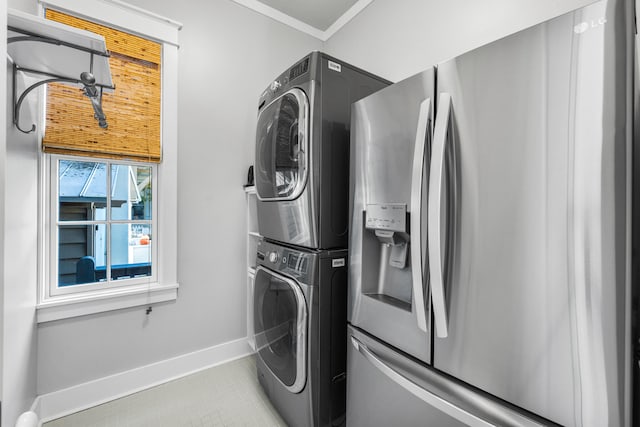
left=432, top=1, right=633, bottom=426
left=349, top=69, right=435, bottom=363
left=346, top=326, right=549, bottom=427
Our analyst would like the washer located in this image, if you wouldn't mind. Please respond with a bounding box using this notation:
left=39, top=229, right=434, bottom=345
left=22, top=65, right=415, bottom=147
left=254, top=239, right=348, bottom=427
left=255, top=51, right=389, bottom=250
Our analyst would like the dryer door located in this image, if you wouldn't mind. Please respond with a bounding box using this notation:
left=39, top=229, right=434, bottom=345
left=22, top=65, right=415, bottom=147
left=254, top=266, right=307, bottom=393
left=255, top=88, right=309, bottom=201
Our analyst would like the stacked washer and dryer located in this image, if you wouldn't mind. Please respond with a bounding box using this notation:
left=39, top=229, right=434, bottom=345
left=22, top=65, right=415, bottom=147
left=252, top=52, right=388, bottom=427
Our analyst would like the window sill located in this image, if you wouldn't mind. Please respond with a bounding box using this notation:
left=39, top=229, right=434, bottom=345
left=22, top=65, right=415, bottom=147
left=36, top=282, right=179, bottom=323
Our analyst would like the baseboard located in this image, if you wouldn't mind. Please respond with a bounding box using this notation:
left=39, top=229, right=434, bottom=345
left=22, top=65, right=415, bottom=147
left=35, top=337, right=254, bottom=425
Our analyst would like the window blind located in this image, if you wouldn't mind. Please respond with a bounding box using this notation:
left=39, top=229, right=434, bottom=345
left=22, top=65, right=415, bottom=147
left=43, top=10, right=162, bottom=163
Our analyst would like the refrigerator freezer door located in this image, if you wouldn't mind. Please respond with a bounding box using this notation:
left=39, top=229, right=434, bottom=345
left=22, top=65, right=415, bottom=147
left=349, top=69, right=435, bottom=363
left=433, top=1, right=633, bottom=426
left=346, top=326, right=549, bottom=427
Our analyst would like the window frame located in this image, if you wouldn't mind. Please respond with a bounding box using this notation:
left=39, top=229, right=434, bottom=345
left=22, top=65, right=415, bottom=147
left=47, top=154, right=158, bottom=298
left=36, top=0, right=181, bottom=323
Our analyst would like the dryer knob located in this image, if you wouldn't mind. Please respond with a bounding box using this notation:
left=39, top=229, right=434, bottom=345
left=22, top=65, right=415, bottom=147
left=269, top=252, right=279, bottom=263
left=270, top=80, right=281, bottom=92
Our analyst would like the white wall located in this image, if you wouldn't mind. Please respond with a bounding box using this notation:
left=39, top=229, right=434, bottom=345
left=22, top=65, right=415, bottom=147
left=31, top=0, right=321, bottom=395
left=0, top=0, right=6, bottom=422
left=5, top=0, right=40, bottom=424
left=8, top=0, right=36, bottom=14
left=324, top=0, right=595, bottom=82
left=3, top=36, right=39, bottom=427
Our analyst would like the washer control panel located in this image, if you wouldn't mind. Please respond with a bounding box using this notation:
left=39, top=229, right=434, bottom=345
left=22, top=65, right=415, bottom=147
left=257, top=239, right=313, bottom=280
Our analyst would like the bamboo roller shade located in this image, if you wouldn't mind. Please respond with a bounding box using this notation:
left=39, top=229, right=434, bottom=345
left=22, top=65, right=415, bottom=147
left=43, top=10, right=162, bottom=163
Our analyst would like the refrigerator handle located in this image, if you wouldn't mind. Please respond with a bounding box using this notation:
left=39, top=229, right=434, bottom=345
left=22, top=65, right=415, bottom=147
left=350, top=336, right=495, bottom=427
left=429, top=93, right=451, bottom=338
left=410, top=98, right=431, bottom=332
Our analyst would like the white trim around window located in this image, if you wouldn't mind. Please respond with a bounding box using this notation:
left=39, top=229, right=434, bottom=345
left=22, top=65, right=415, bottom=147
left=38, top=0, right=182, bottom=46
left=37, top=282, right=179, bottom=323
left=36, top=0, right=180, bottom=323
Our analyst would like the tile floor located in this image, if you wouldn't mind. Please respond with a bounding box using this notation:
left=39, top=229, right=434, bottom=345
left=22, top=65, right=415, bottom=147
left=43, top=355, right=287, bottom=427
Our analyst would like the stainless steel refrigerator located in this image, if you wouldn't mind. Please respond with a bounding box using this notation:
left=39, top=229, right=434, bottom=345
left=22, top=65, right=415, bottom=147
left=347, top=0, right=637, bottom=426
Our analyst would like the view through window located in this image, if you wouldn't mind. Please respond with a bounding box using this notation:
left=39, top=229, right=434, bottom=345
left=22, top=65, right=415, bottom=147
left=55, top=157, right=154, bottom=291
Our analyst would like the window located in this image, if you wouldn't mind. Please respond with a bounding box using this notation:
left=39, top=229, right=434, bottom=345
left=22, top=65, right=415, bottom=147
left=50, top=156, right=155, bottom=295
left=43, top=9, right=162, bottom=162
left=37, top=0, right=181, bottom=323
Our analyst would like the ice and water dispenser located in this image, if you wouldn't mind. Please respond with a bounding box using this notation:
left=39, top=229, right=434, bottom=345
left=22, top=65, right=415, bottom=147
left=360, top=203, right=414, bottom=310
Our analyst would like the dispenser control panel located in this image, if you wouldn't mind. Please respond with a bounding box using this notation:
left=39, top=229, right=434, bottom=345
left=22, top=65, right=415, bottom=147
left=365, top=204, right=407, bottom=233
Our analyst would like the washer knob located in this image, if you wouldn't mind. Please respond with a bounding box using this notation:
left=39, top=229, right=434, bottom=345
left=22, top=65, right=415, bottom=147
left=269, top=252, right=279, bottom=263
left=270, top=80, right=281, bottom=92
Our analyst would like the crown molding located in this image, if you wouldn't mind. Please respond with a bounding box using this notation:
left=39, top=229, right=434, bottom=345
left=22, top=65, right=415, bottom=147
left=229, top=0, right=373, bottom=42
left=323, top=0, right=372, bottom=40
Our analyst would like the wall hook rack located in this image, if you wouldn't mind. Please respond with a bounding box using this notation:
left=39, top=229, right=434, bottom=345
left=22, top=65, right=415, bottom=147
left=7, top=9, right=115, bottom=134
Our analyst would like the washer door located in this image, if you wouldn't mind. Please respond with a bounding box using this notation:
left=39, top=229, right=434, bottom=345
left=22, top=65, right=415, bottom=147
left=254, top=266, right=307, bottom=393
left=255, top=88, right=309, bottom=201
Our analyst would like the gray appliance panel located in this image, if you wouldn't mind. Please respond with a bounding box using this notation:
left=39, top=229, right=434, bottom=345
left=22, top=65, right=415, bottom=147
left=257, top=77, right=319, bottom=249
left=349, top=69, right=435, bottom=363
left=256, top=52, right=390, bottom=250
left=255, top=240, right=350, bottom=427
left=346, top=326, right=548, bottom=427
left=432, top=1, right=632, bottom=426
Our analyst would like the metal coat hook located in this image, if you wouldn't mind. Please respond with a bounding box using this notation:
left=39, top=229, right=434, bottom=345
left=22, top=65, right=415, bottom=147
left=12, top=65, right=77, bottom=134
left=12, top=64, right=111, bottom=134
left=8, top=24, right=114, bottom=134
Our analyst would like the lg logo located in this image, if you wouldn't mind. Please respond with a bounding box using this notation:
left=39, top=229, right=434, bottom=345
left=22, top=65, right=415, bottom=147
left=574, top=17, right=607, bottom=34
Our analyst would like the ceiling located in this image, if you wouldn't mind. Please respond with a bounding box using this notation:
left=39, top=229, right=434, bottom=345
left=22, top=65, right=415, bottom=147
left=230, top=0, right=373, bottom=41
left=256, top=0, right=359, bottom=31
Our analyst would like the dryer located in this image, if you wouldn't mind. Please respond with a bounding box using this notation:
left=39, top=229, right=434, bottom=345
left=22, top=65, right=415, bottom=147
left=255, top=51, right=389, bottom=250
left=253, top=239, right=348, bottom=427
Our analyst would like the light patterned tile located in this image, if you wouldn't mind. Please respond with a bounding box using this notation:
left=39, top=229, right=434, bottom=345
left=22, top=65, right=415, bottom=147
left=43, top=356, right=287, bottom=427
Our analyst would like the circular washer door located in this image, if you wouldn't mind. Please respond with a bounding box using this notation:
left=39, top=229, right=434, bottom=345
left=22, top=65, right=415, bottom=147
left=254, top=266, right=307, bottom=393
